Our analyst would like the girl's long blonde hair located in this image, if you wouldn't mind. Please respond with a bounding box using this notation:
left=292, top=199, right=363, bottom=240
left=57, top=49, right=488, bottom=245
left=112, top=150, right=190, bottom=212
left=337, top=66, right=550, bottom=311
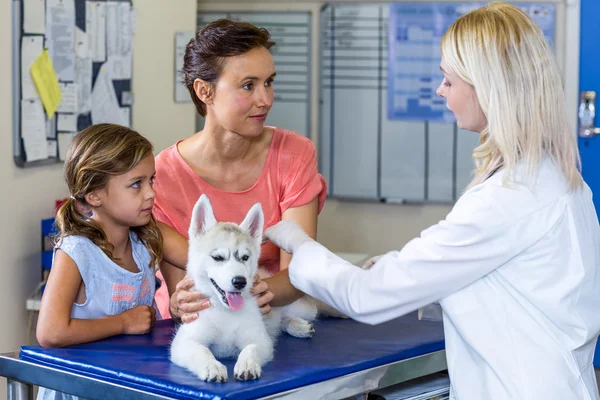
left=441, top=2, right=582, bottom=190
left=55, top=124, right=163, bottom=268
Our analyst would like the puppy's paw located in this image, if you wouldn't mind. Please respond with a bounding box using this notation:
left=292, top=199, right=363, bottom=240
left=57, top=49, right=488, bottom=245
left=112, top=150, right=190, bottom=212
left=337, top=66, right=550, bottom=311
left=263, top=221, right=312, bottom=254
left=285, top=317, right=315, bottom=338
left=234, top=357, right=262, bottom=381
left=196, top=360, right=228, bottom=383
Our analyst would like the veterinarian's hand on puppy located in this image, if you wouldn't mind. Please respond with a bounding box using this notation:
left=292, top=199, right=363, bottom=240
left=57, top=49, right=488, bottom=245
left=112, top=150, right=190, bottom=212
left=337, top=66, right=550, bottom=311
left=263, top=220, right=313, bottom=254
left=170, top=277, right=211, bottom=323
left=120, top=305, right=156, bottom=334
left=251, top=277, right=274, bottom=315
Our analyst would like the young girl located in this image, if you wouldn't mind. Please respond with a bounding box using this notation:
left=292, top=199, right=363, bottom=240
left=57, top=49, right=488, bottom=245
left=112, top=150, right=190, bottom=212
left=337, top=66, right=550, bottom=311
left=36, top=123, right=187, bottom=399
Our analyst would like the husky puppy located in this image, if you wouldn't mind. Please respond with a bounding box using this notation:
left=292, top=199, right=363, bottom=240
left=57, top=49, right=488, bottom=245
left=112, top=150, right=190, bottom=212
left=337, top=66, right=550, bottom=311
left=170, top=194, right=317, bottom=382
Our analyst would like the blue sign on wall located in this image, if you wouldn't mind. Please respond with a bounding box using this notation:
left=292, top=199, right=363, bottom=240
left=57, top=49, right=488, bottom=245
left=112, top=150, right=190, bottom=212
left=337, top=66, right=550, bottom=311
left=387, top=2, right=556, bottom=122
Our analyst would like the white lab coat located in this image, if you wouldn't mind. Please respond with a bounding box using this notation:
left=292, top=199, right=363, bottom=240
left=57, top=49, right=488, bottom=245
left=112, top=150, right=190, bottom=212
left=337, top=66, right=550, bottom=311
left=288, top=157, right=600, bottom=399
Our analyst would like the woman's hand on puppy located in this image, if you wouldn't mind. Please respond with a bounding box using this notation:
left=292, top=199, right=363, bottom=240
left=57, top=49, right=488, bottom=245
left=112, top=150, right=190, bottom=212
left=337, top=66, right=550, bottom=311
left=251, top=277, right=274, bottom=315
left=170, top=277, right=211, bottom=323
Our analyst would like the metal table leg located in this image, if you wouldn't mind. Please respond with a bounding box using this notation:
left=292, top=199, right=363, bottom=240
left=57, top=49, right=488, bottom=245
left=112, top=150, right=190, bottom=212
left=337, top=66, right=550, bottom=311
left=7, top=379, right=33, bottom=400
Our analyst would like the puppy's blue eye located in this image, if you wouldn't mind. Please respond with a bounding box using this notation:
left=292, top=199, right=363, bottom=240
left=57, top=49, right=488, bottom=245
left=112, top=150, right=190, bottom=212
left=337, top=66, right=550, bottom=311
left=212, top=255, right=225, bottom=262
left=241, top=255, right=249, bottom=262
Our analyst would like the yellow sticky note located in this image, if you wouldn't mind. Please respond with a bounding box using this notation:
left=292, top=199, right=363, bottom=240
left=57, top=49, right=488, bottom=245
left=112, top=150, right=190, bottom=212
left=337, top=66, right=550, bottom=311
left=30, top=49, right=62, bottom=119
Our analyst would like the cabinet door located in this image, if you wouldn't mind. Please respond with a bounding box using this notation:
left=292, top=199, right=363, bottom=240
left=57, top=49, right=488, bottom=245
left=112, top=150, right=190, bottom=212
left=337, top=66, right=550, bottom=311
left=578, top=0, right=600, bottom=368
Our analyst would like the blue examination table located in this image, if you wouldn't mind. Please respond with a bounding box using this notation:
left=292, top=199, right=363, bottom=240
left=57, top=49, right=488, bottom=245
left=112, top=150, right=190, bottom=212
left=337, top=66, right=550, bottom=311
left=0, top=312, right=446, bottom=399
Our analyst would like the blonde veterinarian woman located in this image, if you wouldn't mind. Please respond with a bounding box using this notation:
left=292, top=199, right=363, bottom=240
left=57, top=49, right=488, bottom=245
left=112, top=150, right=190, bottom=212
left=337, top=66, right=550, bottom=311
left=265, top=3, right=600, bottom=400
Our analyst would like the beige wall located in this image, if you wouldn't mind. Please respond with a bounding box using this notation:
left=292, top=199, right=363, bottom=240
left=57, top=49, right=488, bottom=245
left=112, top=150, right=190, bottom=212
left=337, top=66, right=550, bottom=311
left=0, top=1, right=196, bottom=397
left=0, top=0, right=578, bottom=396
left=195, top=0, right=456, bottom=256
left=0, top=1, right=50, bottom=397
left=0, top=2, right=66, bottom=398
left=318, top=200, right=450, bottom=255
left=131, top=0, right=197, bottom=151
left=0, top=0, right=447, bottom=371
left=195, top=0, right=580, bottom=258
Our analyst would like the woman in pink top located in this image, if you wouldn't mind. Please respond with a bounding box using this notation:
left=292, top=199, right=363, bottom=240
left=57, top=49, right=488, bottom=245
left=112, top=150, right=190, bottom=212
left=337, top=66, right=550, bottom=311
left=153, top=19, right=327, bottom=322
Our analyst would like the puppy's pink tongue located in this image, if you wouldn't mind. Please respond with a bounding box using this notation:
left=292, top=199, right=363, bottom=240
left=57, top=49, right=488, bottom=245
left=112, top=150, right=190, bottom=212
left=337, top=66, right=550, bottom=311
left=226, top=292, right=244, bottom=311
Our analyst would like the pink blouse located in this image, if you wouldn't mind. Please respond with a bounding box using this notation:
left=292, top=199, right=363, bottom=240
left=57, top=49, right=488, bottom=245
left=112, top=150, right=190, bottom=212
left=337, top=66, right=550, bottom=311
left=152, top=127, right=327, bottom=318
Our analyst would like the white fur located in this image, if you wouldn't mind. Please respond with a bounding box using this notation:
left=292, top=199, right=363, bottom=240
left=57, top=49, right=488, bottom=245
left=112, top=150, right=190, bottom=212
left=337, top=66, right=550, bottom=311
left=170, top=195, right=317, bottom=382
left=264, top=220, right=378, bottom=319
left=263, top=220, right=313, bottom=254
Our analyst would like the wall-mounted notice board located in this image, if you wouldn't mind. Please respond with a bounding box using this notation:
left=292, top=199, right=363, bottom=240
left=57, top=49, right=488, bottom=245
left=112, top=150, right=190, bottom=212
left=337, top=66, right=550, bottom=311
left=13, top=0, right=135, bottom=167
left=320, top=2, right=556, bottom=203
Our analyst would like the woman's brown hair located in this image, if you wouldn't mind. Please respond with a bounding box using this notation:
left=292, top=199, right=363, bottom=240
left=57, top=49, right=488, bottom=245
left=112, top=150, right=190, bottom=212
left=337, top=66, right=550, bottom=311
left=55, top=123, right=163, bottom=268
left=181, top=19, right=276, bottom=116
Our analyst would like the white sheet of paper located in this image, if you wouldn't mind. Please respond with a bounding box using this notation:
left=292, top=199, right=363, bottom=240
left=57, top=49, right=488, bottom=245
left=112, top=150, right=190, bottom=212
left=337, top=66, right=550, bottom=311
left=47, top=140, right=58, bottom=158
left=21, top=99, right=49, bottom=162
left=119, top=3, right=133, bottom=52
left=75, top=57, right=92, bottom=113
left=130, top=6, right=137, bottom=34
left=120, top=107, right=131, bottom=128
left=75, top=27, right=89, bottom=59
left=57, top=113, right=77, bottom=132
left=56, top=82, right=79, bottom=113
left=21, top=36, right=44, bottom=100
left=105, top=2, right=132, bottom=79
left=46, top=116, right=56, bottom=139
left=106, top=2, right=119, bottom=56
left=175, top=32, right=194, bottom=103
left=107, top=54, right=132, bottom=80
left=23, top=0, right=46, bottom=34
left=57, top=132, right=75, bottom=161
left=91, top=61, right=126, bottom=126
left=87, top=2, right=107, bottom=62
left=121, top=91, right=133, bottom=106
left=46, top=0, right=75, bottom=81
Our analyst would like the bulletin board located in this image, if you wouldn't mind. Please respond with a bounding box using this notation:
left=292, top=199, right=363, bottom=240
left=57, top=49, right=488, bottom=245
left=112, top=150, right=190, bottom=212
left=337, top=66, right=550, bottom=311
left=12, top=0, right=135, bottom=168
left=320, top=2, right=557, bottom=203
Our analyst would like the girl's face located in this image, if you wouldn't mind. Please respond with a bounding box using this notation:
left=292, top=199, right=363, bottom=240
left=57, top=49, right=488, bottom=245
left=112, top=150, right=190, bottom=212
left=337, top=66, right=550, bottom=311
left=207, top=47, right=276, bottom=137
left=436, top=60, right=487, bottom=133
left=92, top=154, right=156, bottom=229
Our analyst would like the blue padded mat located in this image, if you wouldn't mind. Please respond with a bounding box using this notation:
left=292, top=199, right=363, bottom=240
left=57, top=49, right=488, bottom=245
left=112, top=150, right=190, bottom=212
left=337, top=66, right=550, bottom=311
left=20, top=312, right=445, bottom=399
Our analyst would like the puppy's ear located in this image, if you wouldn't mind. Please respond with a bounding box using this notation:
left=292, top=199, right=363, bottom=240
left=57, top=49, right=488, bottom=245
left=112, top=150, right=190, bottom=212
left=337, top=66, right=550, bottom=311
left=240, top=202, right=264, bottom=243
left=189, top=194, right=217, bottom=238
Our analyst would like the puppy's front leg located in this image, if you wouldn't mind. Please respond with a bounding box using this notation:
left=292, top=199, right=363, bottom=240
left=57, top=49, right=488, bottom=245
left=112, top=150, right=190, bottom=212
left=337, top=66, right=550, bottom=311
left=234, top=326, right=274, bottom=381
left=171, top=328, right=228, bottom=382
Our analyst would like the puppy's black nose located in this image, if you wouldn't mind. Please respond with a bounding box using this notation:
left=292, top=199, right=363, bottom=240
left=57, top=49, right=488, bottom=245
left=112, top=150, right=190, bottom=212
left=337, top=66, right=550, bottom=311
left=232, top=276, right=247, bottom=290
